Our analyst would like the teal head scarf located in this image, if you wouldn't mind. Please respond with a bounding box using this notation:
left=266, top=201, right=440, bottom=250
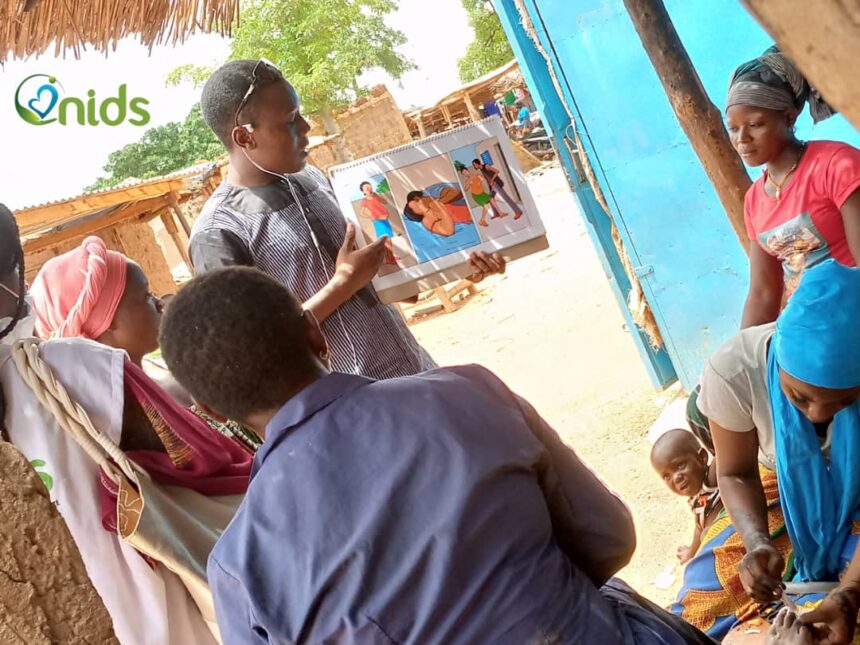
left=770, top=259, right=860, bottom=581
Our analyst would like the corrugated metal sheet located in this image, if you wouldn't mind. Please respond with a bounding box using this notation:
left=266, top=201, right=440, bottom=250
left=14, top=160, right=222, bottom=215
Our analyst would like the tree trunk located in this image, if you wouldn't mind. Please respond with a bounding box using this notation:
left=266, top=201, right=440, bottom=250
left=0, top=443, right=117, bottom=643
left=622, top=0, right=751, bottom=250
left=741, top=0, right=860, bottom=132
left=319, top=105, right=352, bottom=165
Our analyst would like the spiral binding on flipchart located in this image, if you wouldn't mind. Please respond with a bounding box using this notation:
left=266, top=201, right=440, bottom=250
left=328, top=115, right=505, bottom=178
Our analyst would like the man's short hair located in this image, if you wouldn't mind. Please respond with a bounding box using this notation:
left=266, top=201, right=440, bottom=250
left=159, top=267, right=316, bottom=421
left=200, top=60, right=285, bottom=146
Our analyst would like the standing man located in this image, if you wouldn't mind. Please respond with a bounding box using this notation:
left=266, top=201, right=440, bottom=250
left=472, top=158, right=524, bottom=220
left=192, top=60, right=505, bottom=379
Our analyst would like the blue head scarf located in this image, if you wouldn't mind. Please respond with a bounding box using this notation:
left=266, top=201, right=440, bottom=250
left=770, top=260, right=860, bottom=581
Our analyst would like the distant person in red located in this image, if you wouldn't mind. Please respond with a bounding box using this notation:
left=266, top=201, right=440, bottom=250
left=358, top=181, right=398, bottom=266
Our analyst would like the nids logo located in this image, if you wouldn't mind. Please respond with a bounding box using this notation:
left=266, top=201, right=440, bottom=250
left=15, top=73, right=151, bottom=127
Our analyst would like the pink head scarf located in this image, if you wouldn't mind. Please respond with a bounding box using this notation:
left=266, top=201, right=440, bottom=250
left=30, top=236, right=128, bottom=340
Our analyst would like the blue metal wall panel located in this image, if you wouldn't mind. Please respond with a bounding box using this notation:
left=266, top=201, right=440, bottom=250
left=498, top=0, right=860, bottom=389
left=494, top=0, right=678, bottom=388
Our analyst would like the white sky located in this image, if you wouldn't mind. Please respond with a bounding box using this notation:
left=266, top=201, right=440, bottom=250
left=0, top=0, right=474, bottom=210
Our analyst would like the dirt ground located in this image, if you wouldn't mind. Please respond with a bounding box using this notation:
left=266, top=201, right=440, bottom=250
left=409, top=164, right=691, bottom=607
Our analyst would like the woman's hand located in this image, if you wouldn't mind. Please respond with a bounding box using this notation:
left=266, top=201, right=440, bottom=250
left=467, top=252, right=506, bottom=283
left=739, top=540, right=785, bottom=602
left=798, top=587, right=860, bottom=645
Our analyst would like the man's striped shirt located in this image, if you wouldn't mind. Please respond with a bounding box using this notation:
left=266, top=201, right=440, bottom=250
left=189, top=166, right=436, bottom=379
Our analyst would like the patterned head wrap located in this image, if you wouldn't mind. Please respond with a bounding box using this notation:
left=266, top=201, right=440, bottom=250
left=727, top=46, right=834, bottom=124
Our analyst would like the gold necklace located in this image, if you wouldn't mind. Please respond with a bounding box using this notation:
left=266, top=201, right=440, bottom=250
left=766, top=143, right=807, bottom=200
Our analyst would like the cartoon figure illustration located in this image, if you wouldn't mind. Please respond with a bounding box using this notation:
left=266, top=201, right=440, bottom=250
left=402, top=187, right=474, bottom=237
left=359, top=181, right=399, bottom=266
left=472, top=158, right=523, bottom=220
left=456, top=163, right=507, bottom=227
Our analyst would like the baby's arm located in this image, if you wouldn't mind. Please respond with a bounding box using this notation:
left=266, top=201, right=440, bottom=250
left=678, top=522, right=703, bottom=564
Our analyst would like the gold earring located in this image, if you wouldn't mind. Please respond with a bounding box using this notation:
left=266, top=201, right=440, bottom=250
left=319, top=348, right=330, bottom=361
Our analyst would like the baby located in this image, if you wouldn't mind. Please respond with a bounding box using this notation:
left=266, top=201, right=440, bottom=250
left=650, top=429, right=723, bottom=564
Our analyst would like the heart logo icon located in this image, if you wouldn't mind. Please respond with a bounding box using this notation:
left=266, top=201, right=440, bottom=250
left=27, top=83, right=59, bottom=119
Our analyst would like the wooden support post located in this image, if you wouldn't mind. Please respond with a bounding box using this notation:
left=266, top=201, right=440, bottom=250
left=416, top=116, right=427, bottom=139
left=206, top=175, right=220, bottom=196
left=393, top=302, right=409, bottom=324
left=622, top=0, right=751, bottom=249
left=440, top=103, right=453, bottom=126
left=159, top=209, right=193, bottom=269
left=741, top=0, right=860, bottom=132
left=464, top=93, right=482, bottom=124
left=167, top=192, right=192, bottom=237
left=433, top=286, right=458, bottom=313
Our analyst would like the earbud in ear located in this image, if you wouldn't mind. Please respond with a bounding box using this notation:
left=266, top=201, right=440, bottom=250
left=243, top=124, right=254, bottom=133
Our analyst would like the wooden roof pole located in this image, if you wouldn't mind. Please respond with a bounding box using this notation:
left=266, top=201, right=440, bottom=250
left=167, top=191, right=192, bottom=237
left=464, top=92, right=482, bottom=124
left=622, top=0, right=751, bottom=250
left=741, top=0, right=860, bottom=132
left=440, top=103, right=453, bottom=126
left=416, top=116, right=428, bottom=139
left=22, top=196, right=171, bottom=253
left=159, top=209, right=193, bottom=269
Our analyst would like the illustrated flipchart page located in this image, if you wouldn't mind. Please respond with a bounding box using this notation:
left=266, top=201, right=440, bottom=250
left=329, top=117, right=548, bottom=303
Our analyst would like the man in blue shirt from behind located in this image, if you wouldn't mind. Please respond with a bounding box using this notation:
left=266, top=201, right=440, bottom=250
left=160, top=267, right=713, bottom=645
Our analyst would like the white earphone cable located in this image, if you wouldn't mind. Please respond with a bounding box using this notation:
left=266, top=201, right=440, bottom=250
left=240, top=147, right=362, bottom=374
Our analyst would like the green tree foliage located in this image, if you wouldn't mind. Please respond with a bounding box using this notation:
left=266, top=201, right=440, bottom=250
left=85, top=105, right=224, bottom=192
left=169, top=0, right=414, bottom=115
left=92, top=0, right=412, bottom=189
left=456, top=0, right=514, bottom=83
left=164, top=64, right=215, bottom=88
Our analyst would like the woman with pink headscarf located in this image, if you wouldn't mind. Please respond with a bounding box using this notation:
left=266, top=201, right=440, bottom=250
left=31, top=236, right=260, bottom=444
left=31, top=236, right=162, bottom=365
left=30, top=236, right=253, bottom=523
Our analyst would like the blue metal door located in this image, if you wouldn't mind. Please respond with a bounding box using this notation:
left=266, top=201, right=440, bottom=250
left=495, top=0, right=677, bottom=388
left=495, top=0, right=860, bottom=390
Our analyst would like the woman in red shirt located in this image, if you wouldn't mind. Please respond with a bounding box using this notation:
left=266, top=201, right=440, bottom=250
left=726, top=47, right=860, bottom=328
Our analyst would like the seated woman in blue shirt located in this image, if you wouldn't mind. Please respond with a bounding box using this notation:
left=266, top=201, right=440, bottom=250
left=159, top=266, right=714, bottom=645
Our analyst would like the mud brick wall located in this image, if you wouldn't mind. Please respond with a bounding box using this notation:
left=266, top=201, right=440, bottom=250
left=307, top=139, right=341, bottom=174
left=305, top=86, right=412, bottom=173
left=0, top=443, right=117, bottom=643
left=25, top=219, right=177, bottom=298
left=338, top=87, right=412, bottom=161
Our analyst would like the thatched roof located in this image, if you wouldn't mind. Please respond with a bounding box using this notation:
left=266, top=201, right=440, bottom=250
left=1, top=0, right=239, bottom=61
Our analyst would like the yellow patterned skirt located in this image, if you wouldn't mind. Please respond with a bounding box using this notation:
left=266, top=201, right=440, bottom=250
left=673, top=467, right=860, bottom=640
